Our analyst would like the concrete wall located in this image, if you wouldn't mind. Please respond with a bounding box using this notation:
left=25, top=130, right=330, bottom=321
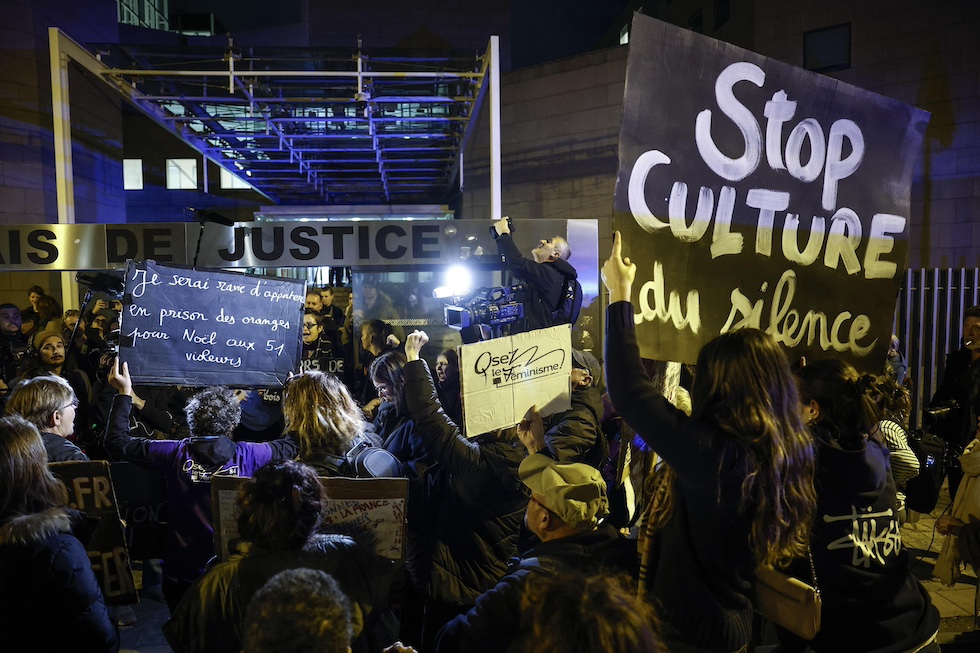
left=751, top=0, right=980, bottom=268
left=460, top=45, right=628, bottom=259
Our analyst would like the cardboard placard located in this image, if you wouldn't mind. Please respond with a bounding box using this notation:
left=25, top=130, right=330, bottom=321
left=459, top=324, right=572, bottom=437
left=118, top=260, right=305, bottom=387
left=211, top=475, right=409, bottom=561
left=49, top=461, right=138, bottom=605
left=613, top=14, right=930, bottom=372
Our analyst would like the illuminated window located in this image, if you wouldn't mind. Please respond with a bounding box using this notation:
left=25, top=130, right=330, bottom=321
left=220, top=168, right=252, bottom=190
left=122, top=159, right=143, bottom=190
left=619, top=24, right=630, bottom=45
left=166, top=158, right=198, bottom=190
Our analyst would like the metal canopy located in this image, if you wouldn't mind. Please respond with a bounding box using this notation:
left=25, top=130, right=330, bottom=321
left=91, top=38, right=492, bottom=204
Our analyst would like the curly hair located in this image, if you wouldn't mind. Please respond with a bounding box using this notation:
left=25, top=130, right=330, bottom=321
left=869, top=366, right=911, bottom=427
left=243, top=568, right=352, bottom=653
left=283, top=371, right=366, bottom=458
left=237, top=460, right=326, bottom=551
left=796, top=358, right=880, bottom=450
left=368, top=350, right=408, bottom=415
left=185, top=386, right=241, bottom=437
left=516, top=571, right=664, bottom=653
left=648, top=329, right=816, bottom=568
left=0, top=416, right=68, bottom=521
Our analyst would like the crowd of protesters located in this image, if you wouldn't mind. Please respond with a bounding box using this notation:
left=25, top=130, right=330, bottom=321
left=3, top=225, right=977, bottom=653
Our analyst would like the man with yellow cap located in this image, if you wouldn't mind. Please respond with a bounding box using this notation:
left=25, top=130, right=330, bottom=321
left=433, top=451, right=638, bottom=653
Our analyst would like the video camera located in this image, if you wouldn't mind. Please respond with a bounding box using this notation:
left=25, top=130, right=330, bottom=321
left=444, top=285, right=524, bottom=330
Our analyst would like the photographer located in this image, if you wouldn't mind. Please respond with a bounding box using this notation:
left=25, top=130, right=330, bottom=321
left=930, top=305, right=980, bottom=498
left=490, top=216, right=579, bottom=333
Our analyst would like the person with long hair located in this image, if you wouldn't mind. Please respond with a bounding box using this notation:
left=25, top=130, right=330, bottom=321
left=0, top=415, right=118, bottom=652
left=283, top=370, right=401, bottom=476
left=164, top=460, right=394, bottom=653
left=794, top=359, right=940, bottom=653
left=602, top=232, right=816, bottom=653
left=370, top=350, right=429, bottom=474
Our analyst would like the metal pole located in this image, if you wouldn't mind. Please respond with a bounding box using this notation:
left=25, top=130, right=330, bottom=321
left=48, top=28, right=79, bottom=311
left=488, top=35, right=501, bottom=221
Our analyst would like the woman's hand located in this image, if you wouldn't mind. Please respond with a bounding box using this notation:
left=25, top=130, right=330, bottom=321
left=518, top=405, right=546, bottom=455
left=109, top=358, right=133, bottom=397
left=404, top=330, right=429, bottom=362
left=601, top=231, right=636, bottom=304
left=936, top=516, right=965, bottom=536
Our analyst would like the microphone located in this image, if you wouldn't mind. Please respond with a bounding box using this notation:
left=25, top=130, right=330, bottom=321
left=185, top=207, right=236, bottom=227
left=76, top=272, right=124, bottom=294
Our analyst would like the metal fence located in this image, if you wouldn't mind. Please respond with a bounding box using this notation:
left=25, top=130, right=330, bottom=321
left=896, top=267, right=980, bottom=427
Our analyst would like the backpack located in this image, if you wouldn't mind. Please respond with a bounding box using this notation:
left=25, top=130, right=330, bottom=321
left=904, top=429, right=947, bottom=514
left=308, top=441, right=405, bottom=478
left=552, top=277, right=583, bottom=326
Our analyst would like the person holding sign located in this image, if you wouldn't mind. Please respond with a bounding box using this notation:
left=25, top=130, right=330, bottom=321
left=0, top=415, right=118, bottom=652
left=400, top=330, right=526, bottom=650
left=103, top=359, right=300, bottom=612
left=491, top=216, right=579, bottom=332
left=164, top=460, right=395, bottom=653
left=602, top=231, right=816, bottom=653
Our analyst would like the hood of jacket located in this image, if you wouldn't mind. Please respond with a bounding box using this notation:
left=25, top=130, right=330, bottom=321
left=551, top=257, right=577, bottom=281
left=187, top=435, right=238, bottom=467
left=0, top=506, right=79, bottom=548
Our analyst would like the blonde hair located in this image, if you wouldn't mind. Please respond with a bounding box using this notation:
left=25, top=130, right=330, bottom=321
left=5, top=374, right=76, bottom=431
left=283, top=371, right=366, bottom=458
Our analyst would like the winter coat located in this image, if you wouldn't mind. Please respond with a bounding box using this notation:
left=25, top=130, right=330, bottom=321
left=605, top=301, right=756, bottom=652
left=163, top=534, right=395, bottom=653
left=935, top=438, right=980, bottom=586
left=435, top=523, right=637, bottom=653
left=796, top=428, right=940, bottom=653
left=0, top=507, right=118, bottom=653
left=495, top=233, right=578, bottom=332
left=542, top=384, right=606, bottom=469
left=42, top=430, right=89, bottom=462
left=930, top=347, right=980, bottom=449
left=403, top=359, right=527, bottom=606
left=102, top=394, right=299, bottom=582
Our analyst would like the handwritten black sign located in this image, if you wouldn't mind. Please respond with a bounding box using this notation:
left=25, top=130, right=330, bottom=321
left=613, top=15, right=930, bottom=372
left=49, top=461, right=138, bottom=605
left=119, top=260, right=304, bottom=387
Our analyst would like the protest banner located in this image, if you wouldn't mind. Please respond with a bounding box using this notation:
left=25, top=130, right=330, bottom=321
left=211, top=475, right=409, bottom=561
left=110, top=462, right=168, bottom=560
left=49, top=461, right=138, bottom=605
left=118, top=260, right=305, bottom=387
left=459, top=324, right=572, bottom=437
left=614, top=14, right=930, bottom=372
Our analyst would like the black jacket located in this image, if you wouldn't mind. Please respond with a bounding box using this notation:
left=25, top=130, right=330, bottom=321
left=404, top=359, right=527, bottom=606
left=0, top=507, right=119, bottom=653
left=931, top=347, right=980, bottom=448
left=163, top=534, right=395, bottom=653
left=542, top=384, right=606, bottom=469
left=495, top=233, right=577, bottom=332
left=788, top=431, right=940, bottom=653
left=435, top=523, right=637, bottom=653
left=42, top=430, right=90, bottom=462
left=605, top=302, right=755, bottom=652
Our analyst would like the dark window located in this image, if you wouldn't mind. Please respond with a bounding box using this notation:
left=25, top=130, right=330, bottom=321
left=688, top=8, right=703, bottom=33
left=714, top=0, right=730, bottom=29
left=804, top=24, right=851, bottom=73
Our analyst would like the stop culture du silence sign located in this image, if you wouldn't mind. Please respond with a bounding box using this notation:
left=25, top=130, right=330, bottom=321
left=613, top=14, right=930, bottom=372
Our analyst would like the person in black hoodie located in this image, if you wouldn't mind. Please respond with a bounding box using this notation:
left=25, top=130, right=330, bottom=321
left=794, top=359, right=941, bottom=653
left=491, top=216, right=578, bottom=333
left=0, top=415, right=118, bottom=652
left=434, top=453, right=636, bottom=653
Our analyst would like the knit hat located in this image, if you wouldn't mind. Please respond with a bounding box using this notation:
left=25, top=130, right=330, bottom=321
left=519, top=453, right=608, bottom=531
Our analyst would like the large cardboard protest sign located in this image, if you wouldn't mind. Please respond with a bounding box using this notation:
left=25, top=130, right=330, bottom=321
left=614, top=15, right=930, bottom=371
left=459, top=325, right=572, bottom=437
left=119, top=260, right=304, bottom=387
left=212, top=476, right=409, bottom=561
left=50, top=461, right=138, bottom=605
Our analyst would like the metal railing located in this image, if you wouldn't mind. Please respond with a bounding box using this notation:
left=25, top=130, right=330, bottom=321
left=897, top=268, right=980, bottom=427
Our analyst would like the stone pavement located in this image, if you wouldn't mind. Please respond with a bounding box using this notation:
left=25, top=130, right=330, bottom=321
left=902, top=483, right=980, bottom=650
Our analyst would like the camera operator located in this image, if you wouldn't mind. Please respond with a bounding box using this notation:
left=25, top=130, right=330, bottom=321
left=930, top=305, right=980, bottom=499
left=490, top=216, right=578, bottom=333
